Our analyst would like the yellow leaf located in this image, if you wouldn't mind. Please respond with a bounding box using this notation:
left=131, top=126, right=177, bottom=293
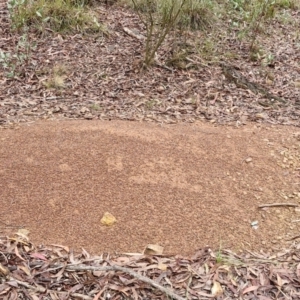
left=16, top=228, right=30, bottom=240
left=277, top=274, right=283, bottom=287
left=211, top=281, right=223, bottom=297
left=100, top=212, right=116, bottom=226
left=19, top=265, right=31, bottom=276
left=0, top=263, right=9, bottom=277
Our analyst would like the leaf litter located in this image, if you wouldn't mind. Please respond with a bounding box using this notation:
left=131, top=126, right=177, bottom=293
left=0, top=1, right=299, bottom=128
left=2, top=232, right=300, bottom=299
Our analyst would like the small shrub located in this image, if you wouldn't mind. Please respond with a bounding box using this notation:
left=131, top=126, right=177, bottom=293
left=130, top=0, right=157, bottom=13
left=0, top=32, right=35, bottom=78
left=178, top=0, right=216, bottom=30
left=90, top=103, right=102, bottom=111
left=7, top=0, right=104, bottom=33
left=196, top=37, right=218, bottom=61
left=226, top=0, right=276, bottom=26
left=44, top=64, right=68, bottom=89
left=129, top=0, right=216, bottom=30
left=166, top=49, right=189, bottom=69
left=224, top=0, right=291, bottom=52
left=274, top=0, right=299, bottom=9
left=132, top=0, right=187, bottom=67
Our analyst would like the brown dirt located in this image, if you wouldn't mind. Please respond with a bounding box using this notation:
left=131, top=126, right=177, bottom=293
left=1, top=119, right=300, bottom=255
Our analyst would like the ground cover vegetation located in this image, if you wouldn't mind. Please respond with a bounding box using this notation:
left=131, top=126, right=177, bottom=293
left=0, top=0, right=299, bottom=126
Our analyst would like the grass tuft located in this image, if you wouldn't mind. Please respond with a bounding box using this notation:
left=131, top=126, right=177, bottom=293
left=44, top=64, right=68, bottom=89
left=7, top=0, right=105, bottom=33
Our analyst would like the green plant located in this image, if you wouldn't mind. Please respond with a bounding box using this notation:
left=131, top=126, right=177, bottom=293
left=44, top=64, right=68, bottom=89
left=249, top=43, right=264, bottom=61
left=275, top=7, right=296, bottom=24
left=0, top=51, right=15, bottom=78
left=274, top=0, right=299, bottom=9
left=196, top=37, right=218, bottom=61
left=129, top=0, right=157, bottom=13
left=215, top=248, right=224, bottom=264
left=248, top=0, right=276, bottom=50
left=225, top=0, right=285, bottom=53
left=127, top=0, right=215, bottom=30
left=7, top=0, right=104, bottom=33
left=145, top=99, right=157, bottom=109
left=90, top=103, right=102, bottom=111
left=131, top=0, right=187, bottom=67
left=262, top=52, right=275, bottom=66
left=0, top=32, right=35, bottom=78
left=178, top=0, right=215, bottom=30
left=227, top=0, right=277, bottom=35
left=166, top=49, right=189, bottom=68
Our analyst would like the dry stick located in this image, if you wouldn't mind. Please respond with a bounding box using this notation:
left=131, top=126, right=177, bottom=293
left=258, top=203, right=298, bottom=208
left=122, top=27, right=145, bottom=41
left=186, top=275, right=192, bottom=299
left=66, top=264, right=186, bottom=300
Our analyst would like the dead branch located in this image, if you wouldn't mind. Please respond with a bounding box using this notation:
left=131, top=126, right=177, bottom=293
left=258, top=203, right=298, bottom=208
left=122, top=27, right=145, bottom=41
left=66, top=264, right=186, bottom=300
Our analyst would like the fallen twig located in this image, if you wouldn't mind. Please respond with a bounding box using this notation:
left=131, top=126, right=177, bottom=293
left=122, top=27, right=145, bottom=41
left=258, top=203, right=298, bottom=208
left=66, top=264, right=186, bottom=300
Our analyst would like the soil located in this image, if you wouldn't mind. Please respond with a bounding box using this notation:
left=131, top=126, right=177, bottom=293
left=1, top=119, right=300, bottom=255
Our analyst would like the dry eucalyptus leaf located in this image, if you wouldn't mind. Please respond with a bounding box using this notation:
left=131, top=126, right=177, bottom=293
left=211, top=281, right=223, bottom=296
left=0, top=263, right=10, bottom=277
left=16, top=228, right=30, bottom=240
left=19, top=265, right=31, bottom=276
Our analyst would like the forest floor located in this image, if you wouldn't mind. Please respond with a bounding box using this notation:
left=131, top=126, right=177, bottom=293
left=0, top=1, right=299, bottom=127
left=0, top=1, right=300, bottom=299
